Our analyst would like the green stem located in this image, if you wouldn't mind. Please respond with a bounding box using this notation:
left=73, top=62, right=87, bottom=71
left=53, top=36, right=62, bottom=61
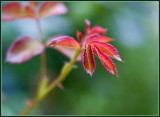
left=35, top=18, right=48, bottom=98
left=19, top=18, right=47, bottom=115
left=19, top=49, right=80, bottom=115
left=19, top=96, right=40, bottom=115
left=45, top=49, right=80, bottom=97
left=36, top=18, right=46, bottom=79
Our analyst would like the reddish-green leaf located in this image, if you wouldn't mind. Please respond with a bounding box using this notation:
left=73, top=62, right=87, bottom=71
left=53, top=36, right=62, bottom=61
left=82, top=44, right=95, bottom=76
left=38, top=2, right=67, bottom=18
left=91, top=41, right=122, bottom=61
left=93, top=45, right=118, bottom=77
left=6, top=36, right=45, bottom=64
left=2, top=2, right=35, bottom=21
left=48, top=35, right=80, bottom=49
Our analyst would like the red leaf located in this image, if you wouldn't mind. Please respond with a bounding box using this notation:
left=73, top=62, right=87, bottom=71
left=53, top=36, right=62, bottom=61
left=82, top=45, right=95, bottom=76
left=85, top=19, right=90, bottom=35
left=46, top=36, right=81, bottom=61
left=83, top=34, right=113, bottom=47
left=2, top=2, right=35, bottom=22
left=89, top=26, right=106, bottom=35
left=6, top=36, right=45, bottom=64
left=91, top=41, right=122, bottom=61
left=38, top=2, right=67, bottom=18
left=77, top=30, right=83, bottom=42
left=93, top=45, right=118, bottom=77
left=48, top=35, right=80, bottom=49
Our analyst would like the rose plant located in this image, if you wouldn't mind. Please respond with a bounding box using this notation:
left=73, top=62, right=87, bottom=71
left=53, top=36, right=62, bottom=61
left=2, top=1, right=122, bottom=115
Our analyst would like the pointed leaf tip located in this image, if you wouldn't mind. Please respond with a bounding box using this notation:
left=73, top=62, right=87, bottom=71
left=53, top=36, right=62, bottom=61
left=85, top=19, right=90, bottom=25
left=85, top=19, right=91, bottom=35
left=46, top=36, right=81, bottom=61
left=91, top=41, right=122, bottom=62
left=93, top=45, right=118, bottom=77
left=48, top=35, right=80, bottom=49
left=77, top=30, right=83, bottom=42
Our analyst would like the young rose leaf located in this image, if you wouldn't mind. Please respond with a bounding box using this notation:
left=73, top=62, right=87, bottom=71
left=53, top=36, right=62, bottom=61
left=46, top=35, right=81, bottom=61
left=83, top=34, right=113, bottom=47
left=82, top=45, right=95, bottom=76
left=77, top=30, right=83, bottom=42
left=48, top=35, right=80, bottom=49
left=91, top=41, right=122, bottom=61
left=89, top=26, right=106, bottom=35
left=6, top=36, right=45, bottom=64
left=94, top=45, right=118, bottom=77
left=85, top=19, right=90, bottom=35
left=38, top=2, right=67, bottom=18
left=2, top=2, right=35, bottom=22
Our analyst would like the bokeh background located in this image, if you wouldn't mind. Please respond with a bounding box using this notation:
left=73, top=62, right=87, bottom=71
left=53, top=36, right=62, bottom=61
left=2, top=1, right=159, bottom=115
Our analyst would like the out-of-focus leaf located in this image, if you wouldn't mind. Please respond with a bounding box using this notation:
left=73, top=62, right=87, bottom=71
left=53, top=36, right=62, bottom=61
left=77, top=30, right=83, bottom=42
left=6, top=36, right=45, bottom=64
left=38, top=2, right=67, bottom=18
left=29, top=1, right=37, bottom=8
left=2, top=2, right=35, bottom=22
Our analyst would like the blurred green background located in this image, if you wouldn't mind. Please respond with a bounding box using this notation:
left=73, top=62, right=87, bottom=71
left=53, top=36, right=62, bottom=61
left=2, top=1, right=159, bottom=115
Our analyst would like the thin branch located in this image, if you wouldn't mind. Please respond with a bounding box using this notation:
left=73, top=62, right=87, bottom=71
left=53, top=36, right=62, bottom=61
left=19, top=49, right=80, bottom=115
